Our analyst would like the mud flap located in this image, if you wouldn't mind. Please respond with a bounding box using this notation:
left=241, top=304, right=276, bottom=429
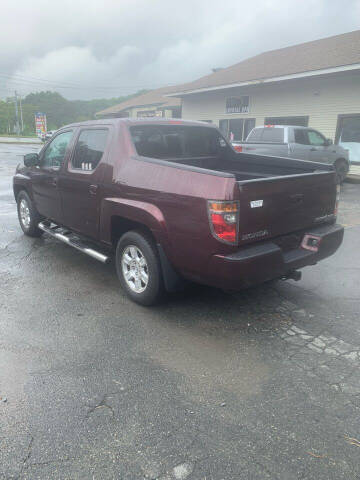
left=157, top=244, right=185, bottom=292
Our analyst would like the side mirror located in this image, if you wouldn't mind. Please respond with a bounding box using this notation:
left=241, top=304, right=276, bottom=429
left=24, top=153, right=39, bottom=167
left=324, top=138, right=333, bottom=146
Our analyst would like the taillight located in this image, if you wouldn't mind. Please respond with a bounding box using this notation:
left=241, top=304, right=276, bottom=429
left=233, top=145, right=242, bottom=152
left=334, top=184, right=340, bottom=216
left=208, top=201, right=239, bottom=244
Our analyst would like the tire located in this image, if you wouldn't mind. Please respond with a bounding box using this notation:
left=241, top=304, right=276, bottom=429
left=116, top=230, right=164, bottom=306
left=335, top=159, right=349, bottom=184
left=17, top=190, right=43, bottom=237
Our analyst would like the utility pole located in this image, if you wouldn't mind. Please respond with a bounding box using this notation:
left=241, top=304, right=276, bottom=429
left=19, top=94, right=24, bottom=133
left=14, top=91, right=20, bottom=136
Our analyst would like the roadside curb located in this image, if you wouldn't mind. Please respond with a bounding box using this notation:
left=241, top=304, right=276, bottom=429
left=0, top=141, right=42, bottom=146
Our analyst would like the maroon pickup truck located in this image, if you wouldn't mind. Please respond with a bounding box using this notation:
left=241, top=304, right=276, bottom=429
left=13, top=119, right=344, bottom=305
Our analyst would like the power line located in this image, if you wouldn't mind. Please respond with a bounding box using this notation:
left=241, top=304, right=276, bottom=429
left=0, top=71, right=164, bottom=90
left=1, top=76, right=131, bottom=91
left=0, top=70, right=164, bottom=88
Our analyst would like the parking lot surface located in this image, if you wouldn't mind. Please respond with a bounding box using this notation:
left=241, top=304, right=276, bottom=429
left=1, top=144, right=360, bottom=479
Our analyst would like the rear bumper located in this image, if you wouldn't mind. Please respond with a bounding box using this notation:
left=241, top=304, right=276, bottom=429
left=207, top=223, right=344, bottom=290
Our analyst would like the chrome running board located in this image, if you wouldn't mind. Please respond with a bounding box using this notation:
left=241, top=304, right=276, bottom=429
left=38, top=221, right=110, bottom=264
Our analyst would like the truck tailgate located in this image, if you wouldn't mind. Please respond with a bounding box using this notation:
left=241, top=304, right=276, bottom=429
left=237, top=172, right=336, bottom=245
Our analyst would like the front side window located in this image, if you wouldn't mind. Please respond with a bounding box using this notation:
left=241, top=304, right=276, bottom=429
left=71, top=129, right=108, bottom=170
left=42, top=130, right=73, bottom=168
left=307, top=130, right=325, bottom=146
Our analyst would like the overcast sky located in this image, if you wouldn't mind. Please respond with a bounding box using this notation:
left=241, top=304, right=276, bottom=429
left=0, top=0, right=359, bottom=100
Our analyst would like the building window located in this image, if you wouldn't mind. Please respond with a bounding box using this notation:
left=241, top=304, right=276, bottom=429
left=265, top=116, right=309, bottom=127
left=137, top=110, right=163, bottom=118
left=336, top=114, right=360, bottom=164
left=225, top=96, right=249, bottom=114
left=219, top=118, right=255, bottom=141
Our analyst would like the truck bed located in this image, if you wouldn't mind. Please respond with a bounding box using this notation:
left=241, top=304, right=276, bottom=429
left=130, top=121, right=337, bottom=248
left=139, top=150, right=336, bottom=247
left=150, top=151, right=332, bottom=182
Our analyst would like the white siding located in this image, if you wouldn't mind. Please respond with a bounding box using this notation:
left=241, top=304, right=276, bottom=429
left=181, top=72, right=360, bottom=139
left=125, top=106, right=176, bottom=118
left=129, top=106, right=160, bottom=117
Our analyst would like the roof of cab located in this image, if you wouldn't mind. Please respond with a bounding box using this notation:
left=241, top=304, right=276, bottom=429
left=58, top=118, right=218, bottom=129
left=254, top=125, right=309, bottom=129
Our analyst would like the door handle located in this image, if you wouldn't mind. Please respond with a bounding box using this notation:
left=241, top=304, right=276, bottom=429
left=310, top=148, right=317, bottom=151
left=89, top=184, right=98, bottom=195
left=51, top=178, right=58, bottom=187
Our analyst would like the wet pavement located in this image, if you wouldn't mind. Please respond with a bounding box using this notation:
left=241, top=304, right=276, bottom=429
left=1, top=144, right=360, bottom=479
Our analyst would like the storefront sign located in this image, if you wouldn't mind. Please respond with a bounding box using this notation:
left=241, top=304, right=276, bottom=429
left=35, top=112, right=47, bottom=138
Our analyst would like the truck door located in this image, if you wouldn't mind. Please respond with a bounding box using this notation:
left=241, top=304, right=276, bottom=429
left=290, top=128, right=311, bottom=160
left=307, top=129, right=334, bottom=164
left=31, top=130, right=74, bottom=223
left=58, top=127, right=112, bottom=240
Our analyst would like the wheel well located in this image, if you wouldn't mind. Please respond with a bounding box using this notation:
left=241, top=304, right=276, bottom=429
left=335, top=158, right=348, bottom=167
left=13, top=185, right=28, bottom=201
left=111, top=215, right=184, bottom=292
left=111, top=216, right=155, bottom=247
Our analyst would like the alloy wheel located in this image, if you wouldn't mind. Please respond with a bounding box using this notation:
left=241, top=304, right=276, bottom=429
left=19, top=199, right=31, bottom=229
left=121, top=245, right=149, bottom=293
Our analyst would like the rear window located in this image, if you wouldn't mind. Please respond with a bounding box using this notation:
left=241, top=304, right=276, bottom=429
left=130, top=125, right=227, bottom=158
left=246, top=128, right=262, bottom=141
left=260, top=128, right=284, bottom=142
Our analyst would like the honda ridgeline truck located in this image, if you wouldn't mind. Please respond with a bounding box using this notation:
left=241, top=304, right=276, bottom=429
left=13, top=119, right=344, bottom=305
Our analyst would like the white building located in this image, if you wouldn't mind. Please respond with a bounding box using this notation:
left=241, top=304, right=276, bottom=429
left=96, top=86, right=181, bottom=119
left=167, top=30, right=360, bottom=167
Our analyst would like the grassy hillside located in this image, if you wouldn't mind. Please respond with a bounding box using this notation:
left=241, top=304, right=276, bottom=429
left=0, top=90, right=147, bottom=135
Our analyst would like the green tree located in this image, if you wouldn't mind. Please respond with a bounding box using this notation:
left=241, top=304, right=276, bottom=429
left=9, top=90, right=148, bottom=136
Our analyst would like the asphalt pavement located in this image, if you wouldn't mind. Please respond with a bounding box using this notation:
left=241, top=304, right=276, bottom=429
left=1, top=144, right=360, bottom=479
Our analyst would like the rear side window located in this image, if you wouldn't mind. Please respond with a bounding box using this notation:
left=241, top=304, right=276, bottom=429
left=294, top=129, right=309, bottom=145
left=72, top=129, right=108, bottom=170
left=260, top=128, right=284, bottom=142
